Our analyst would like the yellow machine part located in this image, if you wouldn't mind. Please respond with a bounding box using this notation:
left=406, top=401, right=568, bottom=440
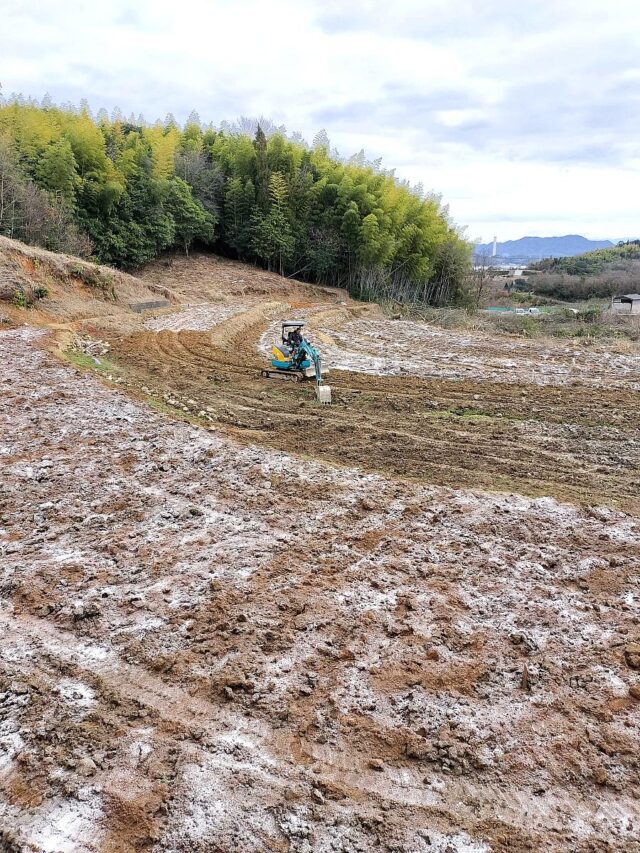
left=271, top=344, right=290, bottom=361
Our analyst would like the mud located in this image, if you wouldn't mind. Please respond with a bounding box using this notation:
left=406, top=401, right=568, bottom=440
left=104, top=324, right=640, bottom=512
left=2, top=327, right=640, bottom=852
left=144, top=302, right=257, bottom=333
left=2, top=250, right=640, bottom=851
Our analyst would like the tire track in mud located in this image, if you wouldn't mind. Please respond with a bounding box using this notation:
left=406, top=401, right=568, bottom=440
left=0, top=611, right=226, bottom=727
left=0, top=609, right=300, bottom=853
left=106, top=306, right=640, bottom=511
left=292, top=735, right=640, bottom=845
left=4, top=325, right=640, bottom=852
left=6, top=607, right=638, bottom=853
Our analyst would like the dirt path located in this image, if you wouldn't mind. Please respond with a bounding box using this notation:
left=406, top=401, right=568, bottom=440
left=2, top=327, right=640, bottom=852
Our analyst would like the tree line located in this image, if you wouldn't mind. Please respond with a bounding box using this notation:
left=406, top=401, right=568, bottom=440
left=531, top=241, right=640, bottom=277
left=0, top=94, right=471, bottom=305
left=524, top=240, right=640, bottom=301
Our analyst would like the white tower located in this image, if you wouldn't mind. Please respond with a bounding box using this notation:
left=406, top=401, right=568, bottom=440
left=492, top=236, right=497, bottom=257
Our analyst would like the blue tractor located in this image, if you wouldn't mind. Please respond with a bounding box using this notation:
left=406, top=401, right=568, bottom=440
left=261, top=321, right=332, bottom=403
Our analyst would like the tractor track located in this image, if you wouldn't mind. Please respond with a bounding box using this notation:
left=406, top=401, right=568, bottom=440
left=5, top=252, right=640, bottom=852
left=105, top=315, right=640, bottom=511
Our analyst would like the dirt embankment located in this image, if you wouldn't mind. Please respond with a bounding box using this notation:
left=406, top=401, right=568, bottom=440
left=0, top=235, right=171, bottom=329
left=1, top=328, right=639, bottom=852
left=137, top=253, right=350, bottom=306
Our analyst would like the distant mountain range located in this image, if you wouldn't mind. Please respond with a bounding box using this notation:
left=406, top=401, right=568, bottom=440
left=475, top=235, right=614, bottom=260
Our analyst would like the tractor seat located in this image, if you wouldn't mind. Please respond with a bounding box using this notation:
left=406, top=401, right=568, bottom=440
left=271, top=345, right=291, bottom=361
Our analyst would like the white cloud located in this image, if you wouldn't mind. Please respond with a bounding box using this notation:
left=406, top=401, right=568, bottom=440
left=1, top=0, right=638, bottom=240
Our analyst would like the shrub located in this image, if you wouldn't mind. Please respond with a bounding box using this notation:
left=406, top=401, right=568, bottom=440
left=69, top=264, right=112, bottom=292
left=12, top=288, right=29, bottom=308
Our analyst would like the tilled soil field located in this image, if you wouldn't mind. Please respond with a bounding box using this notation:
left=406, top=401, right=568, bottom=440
left=2, top=327, right=640, bottom=852
left=103, top=302, right=640, bottom=512
left=2, top=250, right=640, bottom=852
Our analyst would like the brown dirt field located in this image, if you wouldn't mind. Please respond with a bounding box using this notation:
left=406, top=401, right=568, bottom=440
left=2, top=248, right=640, bottom=852
left=103, top=326, right=640, bottom=512
left=80, top=253, right=640, bottom=513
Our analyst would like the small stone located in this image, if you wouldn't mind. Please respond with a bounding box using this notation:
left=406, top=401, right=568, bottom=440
left=629, top=685, right=640, bottom=700
left=368, top=758, right=384, bottom=771
left=311, top=788, right=325, bottom=805
left=77, top=757, right=97, bottom=777
left=594, top=768, right=608, bottom=786
left=73, top=601, right=100, bottom=620
left=624, top=644, right=640, bottom=670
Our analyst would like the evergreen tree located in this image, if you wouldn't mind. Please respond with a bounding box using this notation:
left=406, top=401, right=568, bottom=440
left=166, top=176, right=215, bottom=255
left=249, top=207, right=294, bottom=275
left=223, top=176, right=254, bottom=257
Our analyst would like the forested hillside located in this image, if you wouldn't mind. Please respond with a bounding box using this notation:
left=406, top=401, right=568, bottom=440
left=0, top=98, right=469, bottom=305
left=526, top=240, right=640, bottom=301
left=531, top=240, right=640, bottom=276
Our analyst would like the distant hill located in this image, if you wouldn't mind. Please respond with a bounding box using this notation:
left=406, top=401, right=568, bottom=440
left=475, top=235, right=614, bottom=260
left=531, top=240, right=640, bottom=276
left=523, top=240, right=640, bottom=301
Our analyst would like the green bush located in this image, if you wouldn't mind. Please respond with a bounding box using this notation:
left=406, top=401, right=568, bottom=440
left=69, top=264, right=111, bottom=292
left=12, top=288, right=29, bottom=308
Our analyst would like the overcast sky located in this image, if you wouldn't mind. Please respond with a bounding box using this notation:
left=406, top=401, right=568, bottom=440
left=2, top=0, right=639, bottom=241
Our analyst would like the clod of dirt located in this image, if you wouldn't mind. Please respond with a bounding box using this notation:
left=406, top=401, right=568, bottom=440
left=624, top=643, right=640, bottom=669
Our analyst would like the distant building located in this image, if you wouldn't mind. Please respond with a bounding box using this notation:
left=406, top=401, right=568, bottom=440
left=612, top=294, right=640, bottom=315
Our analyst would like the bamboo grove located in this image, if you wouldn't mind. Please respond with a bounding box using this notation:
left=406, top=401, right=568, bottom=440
left=0, top=98, right=471, bottom=305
